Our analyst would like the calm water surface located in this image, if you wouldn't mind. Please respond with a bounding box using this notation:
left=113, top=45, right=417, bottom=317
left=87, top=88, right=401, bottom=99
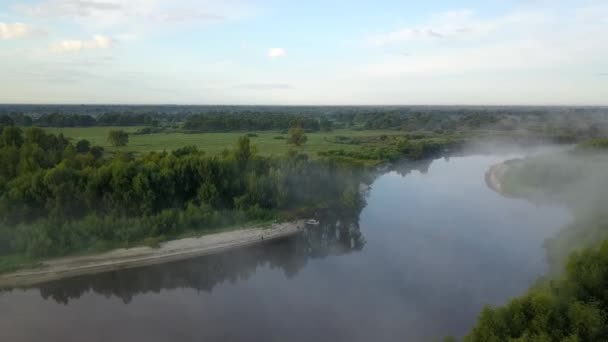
left=0, top=154, right=571, bottom=341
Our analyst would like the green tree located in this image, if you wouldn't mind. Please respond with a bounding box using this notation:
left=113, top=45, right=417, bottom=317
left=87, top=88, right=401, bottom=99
left=320, top=118, right=333, bottom=132
left=234, top=135, right=253, bottom=167
left=75, top=139, right=91, bottom=153
left=89, top=146, right=104, bottom=159
left=1, top=126, right=23, bottom=147
left=107, top=130, right=129, bottom=147
left=287, top=127, right=307, bottom=146
left=465, top=241, right=608, bottom=341
left=0, top=115, right=14, bottom=126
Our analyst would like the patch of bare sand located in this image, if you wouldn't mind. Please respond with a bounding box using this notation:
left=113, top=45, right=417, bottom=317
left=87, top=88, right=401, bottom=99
left=485, top=159, right=521, bottom=195
left=0, top=220, right=304, bottom=288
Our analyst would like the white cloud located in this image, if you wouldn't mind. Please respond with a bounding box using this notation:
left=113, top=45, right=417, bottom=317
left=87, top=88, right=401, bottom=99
left=17, top=0, right=248, bottom=31
left=360, top=40, right=570, bottom=76
left=267, top=48, right=286, bottom=59
left=368, top=9, right=549, bottom=46
left=361, top=4, right=608, bottom=76
left=52, top=35, right=114, bottom=53
left=17, top=0, right=126, bottom=18
left=155, top=10, right=224, bottom=23
left=235, top=83, right=294, bottom=90
left=0, top=22, right=36, bottom=39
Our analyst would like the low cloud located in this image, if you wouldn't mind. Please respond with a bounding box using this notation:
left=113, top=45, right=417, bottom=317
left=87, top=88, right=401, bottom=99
left=267, top=48, right=286, bottom=59
left=361, top=4, right=608, bottom=77
left=0, top=22, right=38, bottom=39
left=18, top=0, right=242, bottom=29
left=235, top=83, right=294, bottom=90
left=155, top=11, right=224, bottom=23
left=368, top=10, right=484, bottom=46
left=370, top=28, right=446, bottom=46
left=366, top=9, right=548, bottom=46
left=17, top=0, right=123, bottom=18
left=52, top=35, right=114, bottom=53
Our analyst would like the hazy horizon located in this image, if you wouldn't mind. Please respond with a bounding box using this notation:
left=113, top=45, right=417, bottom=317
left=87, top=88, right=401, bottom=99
left=1, top=0, right=607, bottom=105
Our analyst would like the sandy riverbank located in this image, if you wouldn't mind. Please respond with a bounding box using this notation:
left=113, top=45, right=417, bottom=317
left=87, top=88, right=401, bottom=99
left=485, top=163, right=508, bottom=193
left=485, top=159, right=521, bottom=195
left=0, top=220, right=305, bottom=288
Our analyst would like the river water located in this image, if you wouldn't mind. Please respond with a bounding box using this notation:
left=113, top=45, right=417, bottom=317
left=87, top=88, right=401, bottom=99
left=0, top=153, right=571, bottom=341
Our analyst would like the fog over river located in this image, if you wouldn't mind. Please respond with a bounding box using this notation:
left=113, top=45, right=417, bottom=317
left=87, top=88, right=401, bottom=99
left=0, top=152, right=571, bottom=341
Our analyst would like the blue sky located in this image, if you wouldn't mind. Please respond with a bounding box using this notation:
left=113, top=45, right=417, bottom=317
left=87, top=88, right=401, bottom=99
left=0, top=0, right=606, bottom=105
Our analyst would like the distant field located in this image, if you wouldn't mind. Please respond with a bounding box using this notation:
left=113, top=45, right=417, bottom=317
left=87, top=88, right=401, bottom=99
left=41, top=127, right=403, bottom=156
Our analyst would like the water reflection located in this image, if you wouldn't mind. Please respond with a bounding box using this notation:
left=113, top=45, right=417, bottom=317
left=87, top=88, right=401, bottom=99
left=9, top=215, right=364, bottom=305
left=0, top=152, right=573, bottom=342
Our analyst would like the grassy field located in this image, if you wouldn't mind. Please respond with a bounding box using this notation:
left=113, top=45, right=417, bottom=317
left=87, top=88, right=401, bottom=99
left=42, top=127, right=404, bottom=156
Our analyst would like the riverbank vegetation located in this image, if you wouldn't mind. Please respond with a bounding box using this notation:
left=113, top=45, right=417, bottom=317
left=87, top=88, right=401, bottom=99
left=466, top=241, right=608, bottom=341
left=0, top=127, right=373, bottom=272
left=465, top=140, right=608, bottom=341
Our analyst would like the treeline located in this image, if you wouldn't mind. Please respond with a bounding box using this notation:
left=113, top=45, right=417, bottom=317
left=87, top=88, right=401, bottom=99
left=0, top=126, right=366, bottom=260
left=357, top=112, right=499, bottom=131
left=344, top=111, right=608, bottom=140
left=0, top=112, right=159, bottom=127
left=183, top=113, right=332, bottom=132
left=4, top=105, right=608, bottom=137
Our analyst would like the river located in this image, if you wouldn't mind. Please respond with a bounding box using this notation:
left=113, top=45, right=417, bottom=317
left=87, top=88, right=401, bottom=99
left=0, top=152, right=571, bottom=341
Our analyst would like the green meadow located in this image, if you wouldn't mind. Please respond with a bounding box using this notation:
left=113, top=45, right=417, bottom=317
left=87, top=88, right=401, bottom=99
left=42, top=127, right=404, bottom=156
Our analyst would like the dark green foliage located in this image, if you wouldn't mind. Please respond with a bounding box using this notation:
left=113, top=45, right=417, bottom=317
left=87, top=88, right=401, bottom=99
left=134, top=127, right=165, bottom=135
left=2, top=105, right=608, bottom=143
left=36, top=113, right=97, bottom=127
left=89, top=146, right=104, bottom=159
left=466, top=242, right=608, bottom=341
left=183, top=113, right=321, bottom=132
left=318, top=135, right=459, bottom=163
left=23, top=112, right=155, bottom=127
left=75, top=139, right=91, bottom=153
left=2, top=126, right=24, bottom=147
left=107, top=130, right=129, bottom=147
left=0, top=131, right=368, bottom=262
left=320, top=118, right=333, bottom=132
left=0, top=115, right=14, bottom=126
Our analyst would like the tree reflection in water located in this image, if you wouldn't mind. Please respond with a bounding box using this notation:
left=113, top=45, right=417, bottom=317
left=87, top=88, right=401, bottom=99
left=8, top=215, right=365, bottom=305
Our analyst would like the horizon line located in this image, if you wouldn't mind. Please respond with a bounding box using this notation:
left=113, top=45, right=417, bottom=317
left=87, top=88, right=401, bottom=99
left=1, top=103, right=608, bottom=108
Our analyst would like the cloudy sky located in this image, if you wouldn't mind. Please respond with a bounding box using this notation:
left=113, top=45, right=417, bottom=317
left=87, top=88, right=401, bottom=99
left=0, top=0, right=606, bottom=105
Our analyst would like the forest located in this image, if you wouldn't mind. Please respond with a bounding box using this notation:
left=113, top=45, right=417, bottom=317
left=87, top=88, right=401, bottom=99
left=2, top=105, right=608, bottom=141
left=0, top=125, right=370, bottom=271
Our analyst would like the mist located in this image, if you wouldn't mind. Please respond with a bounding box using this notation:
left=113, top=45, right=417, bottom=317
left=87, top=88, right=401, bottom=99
left=0, top=143, right=578, bottom=341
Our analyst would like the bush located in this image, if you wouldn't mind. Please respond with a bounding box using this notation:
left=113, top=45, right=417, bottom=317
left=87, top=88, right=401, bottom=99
left=107, top=130, right=129, bottom=147
left=465, top=241, right=608, bottom=341
left=75, top=139, right=91, bottom=153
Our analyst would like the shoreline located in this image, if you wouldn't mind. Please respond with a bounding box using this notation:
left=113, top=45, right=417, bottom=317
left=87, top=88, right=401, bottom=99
left=485, top=163, right=507, bottom=194
left=0, top=220, right=305, bottom=289
left=485, top=158, right=520, bottom=196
